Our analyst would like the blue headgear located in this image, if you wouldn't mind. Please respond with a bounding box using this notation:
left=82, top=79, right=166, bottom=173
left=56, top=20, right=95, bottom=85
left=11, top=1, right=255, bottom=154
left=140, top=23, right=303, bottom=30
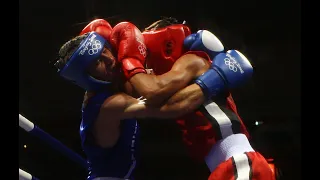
left=58, top=32, right=112, bottom=91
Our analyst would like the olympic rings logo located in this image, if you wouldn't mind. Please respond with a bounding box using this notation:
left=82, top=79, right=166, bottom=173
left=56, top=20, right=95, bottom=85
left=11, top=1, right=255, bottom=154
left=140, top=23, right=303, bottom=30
left=138, top=44, right=147, bottom=58
left=88, top=40, right=102, bottom=55
left=224, top=58, right=238, bottom=72
left=135, top=36, right=147, bottom=58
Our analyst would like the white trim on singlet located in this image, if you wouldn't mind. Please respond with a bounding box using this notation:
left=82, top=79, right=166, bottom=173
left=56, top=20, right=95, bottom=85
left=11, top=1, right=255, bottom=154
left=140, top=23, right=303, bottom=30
left=205, top=134, right=254, bottom=172
left=203, top=100, right=234, bottom=138
left=233, top=153, right=251, bottom=180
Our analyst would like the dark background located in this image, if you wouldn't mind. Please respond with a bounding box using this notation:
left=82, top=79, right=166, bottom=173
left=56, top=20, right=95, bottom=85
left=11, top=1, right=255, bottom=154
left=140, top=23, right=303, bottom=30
left=19, top=0, right=301, bottom=179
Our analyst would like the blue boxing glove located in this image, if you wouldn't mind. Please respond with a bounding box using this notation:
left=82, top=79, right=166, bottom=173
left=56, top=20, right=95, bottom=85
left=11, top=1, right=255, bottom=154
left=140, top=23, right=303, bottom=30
left=184, top=30, right=224, bottom=59
left=195, top=50, right=253, bottom=99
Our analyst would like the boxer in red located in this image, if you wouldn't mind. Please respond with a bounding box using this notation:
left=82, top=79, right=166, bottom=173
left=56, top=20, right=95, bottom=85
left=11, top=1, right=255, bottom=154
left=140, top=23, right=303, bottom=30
left=142, top=18, right=275, bottom=180
left=143, top=18, right=275, bottom=180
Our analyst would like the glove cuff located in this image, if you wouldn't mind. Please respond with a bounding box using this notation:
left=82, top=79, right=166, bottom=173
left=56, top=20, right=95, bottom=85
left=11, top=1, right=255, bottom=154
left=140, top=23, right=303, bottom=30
left=122, top=58, right=146, bottom=79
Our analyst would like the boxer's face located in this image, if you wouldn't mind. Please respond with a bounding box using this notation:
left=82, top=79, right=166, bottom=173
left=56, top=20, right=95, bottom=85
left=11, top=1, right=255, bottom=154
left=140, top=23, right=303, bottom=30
left=88, top=47, right=118, bottom=82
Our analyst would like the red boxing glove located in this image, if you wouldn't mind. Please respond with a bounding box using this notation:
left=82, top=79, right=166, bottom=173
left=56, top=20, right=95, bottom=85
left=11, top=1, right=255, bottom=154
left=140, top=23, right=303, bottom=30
left=80, top=19, right=113, bottom=41
left=109, top=22, right=147, bottom=80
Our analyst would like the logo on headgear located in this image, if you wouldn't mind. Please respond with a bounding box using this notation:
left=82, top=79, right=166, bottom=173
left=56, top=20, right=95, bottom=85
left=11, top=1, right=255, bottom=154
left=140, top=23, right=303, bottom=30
left=224, top=58, right=237, bottom=72
left=79, top=34, right=103, bottom=56
left=88, top=40, right=102, bottom=55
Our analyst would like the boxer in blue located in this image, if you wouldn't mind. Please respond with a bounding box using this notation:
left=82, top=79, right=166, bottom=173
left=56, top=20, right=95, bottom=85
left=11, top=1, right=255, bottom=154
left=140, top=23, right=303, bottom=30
left=54, top=19, right=253, bottom=180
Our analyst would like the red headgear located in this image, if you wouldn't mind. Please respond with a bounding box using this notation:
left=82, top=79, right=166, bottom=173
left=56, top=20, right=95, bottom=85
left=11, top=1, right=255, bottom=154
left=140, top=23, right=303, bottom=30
left=142, top=24, right=191, bottom=75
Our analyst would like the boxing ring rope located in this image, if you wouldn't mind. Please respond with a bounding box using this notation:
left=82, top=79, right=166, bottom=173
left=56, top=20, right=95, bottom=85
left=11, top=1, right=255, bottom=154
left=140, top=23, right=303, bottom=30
left=19, top=168, right=39, bottom=180
left=19, top=114, right=88, bottom=169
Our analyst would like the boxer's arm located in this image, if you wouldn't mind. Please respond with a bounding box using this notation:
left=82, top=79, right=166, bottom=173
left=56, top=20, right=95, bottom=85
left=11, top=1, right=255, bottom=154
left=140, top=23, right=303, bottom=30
left=94, top=84, right=205, bottom=148
left=101, top=84, right=205, bottom=120
left=123, top=83, right=205, bottom=119
left=128, top=53, right=210, bottom=105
